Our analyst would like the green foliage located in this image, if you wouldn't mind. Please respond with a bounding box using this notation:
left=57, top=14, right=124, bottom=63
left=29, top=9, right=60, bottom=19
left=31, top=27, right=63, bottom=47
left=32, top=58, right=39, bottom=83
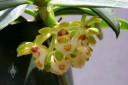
left=101, top=19, right=128, bottom=30
left=0, top=4, right=28, bottom=30
left=91, top=8, right=120, bottom=37
left=50, top=0, right=128, bottom=8
left=0, top=0, right=32, bottom=11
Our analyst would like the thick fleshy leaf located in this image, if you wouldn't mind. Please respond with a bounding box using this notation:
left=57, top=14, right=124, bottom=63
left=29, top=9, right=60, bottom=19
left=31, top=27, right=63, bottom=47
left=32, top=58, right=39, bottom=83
left=0, top=4, right=28, bottom=30
left=50, top=0, right=128, bottom=9
left=101, top=19, right=128, bottom=30
left=54, top=7, right=96, bottom=16
left=0, top=0, right=31, bottom=11
left=91, top=8, right=120, bottom=37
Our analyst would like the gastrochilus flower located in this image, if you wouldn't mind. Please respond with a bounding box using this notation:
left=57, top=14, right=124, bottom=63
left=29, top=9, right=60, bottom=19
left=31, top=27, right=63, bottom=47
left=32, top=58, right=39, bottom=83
left=78, top=34, right=89, bottom=47
left=17, top=42, right=48, bottom=70
left=50, top=55, right=71, bottom=75
left=56, top=29, right=77, bottom=55
left=71, top=46, right=91, bottom=68
left=16, top=14, right=101, bottom=75
left=31, top=45, right=48, bottom=70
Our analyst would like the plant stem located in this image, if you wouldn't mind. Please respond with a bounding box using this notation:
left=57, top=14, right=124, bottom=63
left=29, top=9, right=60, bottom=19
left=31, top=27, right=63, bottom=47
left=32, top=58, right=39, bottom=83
left=34, top=0, right=58, bottom=27
left=59, top=73, right=70, bottom=85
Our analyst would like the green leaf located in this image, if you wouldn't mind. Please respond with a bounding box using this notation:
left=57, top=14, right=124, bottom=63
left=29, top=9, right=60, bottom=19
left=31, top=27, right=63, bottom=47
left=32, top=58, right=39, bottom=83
left=0, top=4, right=28, bottom=30
left=91, top=8, right=120, bottom=37
left=101, top=19, right=128, bottom=30
left=0, top=0, right=32, bottom=11
left=24, top=8, right=37, bottom=17
left=119, top=19, right=128, bottom=30
left=54, top=7, right=96, bottom=16
left=50, top=0, right=128, bottom=8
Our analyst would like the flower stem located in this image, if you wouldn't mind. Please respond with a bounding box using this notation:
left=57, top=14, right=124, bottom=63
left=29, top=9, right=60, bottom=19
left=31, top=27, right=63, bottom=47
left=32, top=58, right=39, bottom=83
left=59, top=73, right=70, bottom=85
left=34, top=0, right=58, bottom=27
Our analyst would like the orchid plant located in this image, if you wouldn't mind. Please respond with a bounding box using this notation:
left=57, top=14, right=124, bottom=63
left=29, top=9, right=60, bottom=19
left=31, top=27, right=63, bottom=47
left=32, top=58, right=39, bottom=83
left=0, top=0, right=128, bottom=85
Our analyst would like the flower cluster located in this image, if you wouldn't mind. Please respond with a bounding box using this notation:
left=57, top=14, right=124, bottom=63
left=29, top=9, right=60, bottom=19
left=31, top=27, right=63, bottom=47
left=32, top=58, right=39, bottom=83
left=17, top=15, right=100, bottom=75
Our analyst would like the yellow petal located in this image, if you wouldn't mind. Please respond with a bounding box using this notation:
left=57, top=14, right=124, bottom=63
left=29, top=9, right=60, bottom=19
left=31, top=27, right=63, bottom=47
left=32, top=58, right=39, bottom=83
left=58, top=22, right=69, bottom=29
left=17, top=48, right=31, bottom=57
left=69, top=21, right=81, bottom=29
left=17, top=42, right=35, bottom=52
left=38, top=27, right=52, bottom=35
left=88, top=35, right=96, bottom=45
left=34, top=34, right=51, bottom=45
left=17, top=42, right=36, bottom=57
left=87, top=28, right=99, bottom=35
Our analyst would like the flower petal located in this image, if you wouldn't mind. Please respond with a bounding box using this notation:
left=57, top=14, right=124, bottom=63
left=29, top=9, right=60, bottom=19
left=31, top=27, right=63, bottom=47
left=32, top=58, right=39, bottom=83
left=38, top=27, right=52, bottom=35
left=58, top=22, right=69, bottom=29
left=56, top=41, right=77, bottom=55
left=50, top=55, right=71, bottom=75
left=87, top=27, right=99, bottom=35
left=88, top=35, right=96, bottom=45
left=57, top=34, right=70, bottom=43
left=71, top=54, right=86, bottom=68
left=32, top=46, right=48, bottom=70
left=17, top=42, right=36, bottom=57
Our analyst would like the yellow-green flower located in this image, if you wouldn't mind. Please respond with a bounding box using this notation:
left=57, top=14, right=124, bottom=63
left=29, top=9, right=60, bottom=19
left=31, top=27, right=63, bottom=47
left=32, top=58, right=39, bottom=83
left=31, top=46, right=48, bottom=70
left=50, top=55, right=71, bottom=75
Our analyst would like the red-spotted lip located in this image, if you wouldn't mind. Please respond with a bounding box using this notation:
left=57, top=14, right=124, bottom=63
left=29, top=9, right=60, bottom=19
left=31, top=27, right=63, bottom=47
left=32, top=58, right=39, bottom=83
left=58, top=29, right=69, bottom=36
left=31, top=46, right=38, bottom=53
left=79, top=34, right=87, bottom=40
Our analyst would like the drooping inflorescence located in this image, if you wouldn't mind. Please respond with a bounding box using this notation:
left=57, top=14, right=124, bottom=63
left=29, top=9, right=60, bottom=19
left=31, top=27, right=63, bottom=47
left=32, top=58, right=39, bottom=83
left=17, top=15, right=101, bottom=75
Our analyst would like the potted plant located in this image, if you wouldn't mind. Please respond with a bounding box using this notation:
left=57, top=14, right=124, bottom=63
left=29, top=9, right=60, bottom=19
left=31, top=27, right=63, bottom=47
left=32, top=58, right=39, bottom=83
left=0, top=0, right=128, bottom=85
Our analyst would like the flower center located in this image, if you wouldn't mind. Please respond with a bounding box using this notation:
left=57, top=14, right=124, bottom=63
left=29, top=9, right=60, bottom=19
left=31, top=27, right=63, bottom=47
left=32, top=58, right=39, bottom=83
left=59, top=64, right=65, bottom=70
left=31, top=46, right=38, bottom=53
left=79, top=34, right=87, bottom=40
left=64, top=45, right=71, bottom=51
left=86, top=48, right=91, bottom=55
left=37, top=60, right=42, bottom=68
left=58, top=29, right=69, bottom=36
left=84, top=25, right=91, bottom=29
left=58, top=36, right=68, bottom=43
